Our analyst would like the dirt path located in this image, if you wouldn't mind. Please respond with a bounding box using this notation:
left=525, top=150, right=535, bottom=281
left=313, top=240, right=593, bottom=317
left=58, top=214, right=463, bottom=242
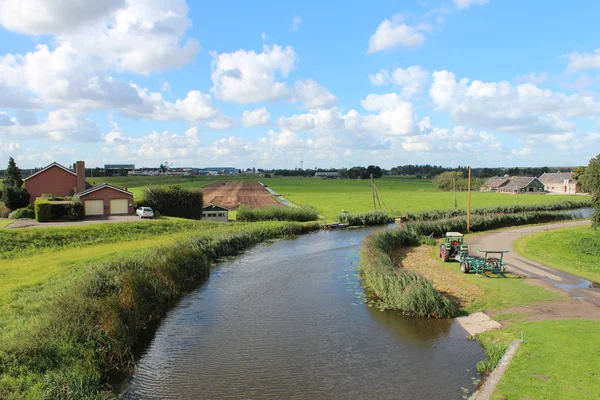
left=201, top=181, right=281, bottom=209
left=467, top=220, right=600, bottom=307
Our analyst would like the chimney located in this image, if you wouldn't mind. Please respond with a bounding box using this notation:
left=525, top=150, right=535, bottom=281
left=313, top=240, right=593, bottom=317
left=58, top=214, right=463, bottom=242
left=75, top=160, right=86, bottom=193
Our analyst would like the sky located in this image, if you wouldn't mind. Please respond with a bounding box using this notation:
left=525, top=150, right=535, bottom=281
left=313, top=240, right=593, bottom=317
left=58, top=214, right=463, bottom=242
left=0, top=0, right=599, bottom=170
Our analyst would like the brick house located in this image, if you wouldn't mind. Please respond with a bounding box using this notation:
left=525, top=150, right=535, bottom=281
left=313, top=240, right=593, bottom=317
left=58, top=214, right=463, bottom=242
left=539, top=172, right=583, bottom=194
left=23, top=161, right=134, bottom=216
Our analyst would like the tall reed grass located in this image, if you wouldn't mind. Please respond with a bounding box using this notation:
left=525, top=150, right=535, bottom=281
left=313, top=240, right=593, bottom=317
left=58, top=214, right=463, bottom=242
left=338, top=211, right=394, bottom=226
left=0, top=222, right=319, bottom=399
left=236, top=205, right=319, bottom=222
left=359, top=211, right=584, bottom=318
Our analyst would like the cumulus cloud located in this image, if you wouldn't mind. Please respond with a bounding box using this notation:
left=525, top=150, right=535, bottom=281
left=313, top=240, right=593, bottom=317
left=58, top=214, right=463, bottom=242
left=241, top=108, right=271, bottom=127
left=453, top=0, right=490, bottom=9
left=368, top=66, right=430, bottom=98
left=563, top=49, right=600, bottom=71
left=290, top=16, right=302, bottom=32
left=210, top=45, right=297, bottom=103
left=206, top=115, right=237, bottom=130
left=293, top=79, right=338, bottom=109
left=0, top=110, right=102, bottom=142
left=429, top=70, right=600, bottom=134
left=368, top=16, right=428, bottom=53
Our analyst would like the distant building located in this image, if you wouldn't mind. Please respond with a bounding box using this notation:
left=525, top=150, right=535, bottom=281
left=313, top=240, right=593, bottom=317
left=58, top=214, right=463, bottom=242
left=314, top=172, right=340, bottom=179
left=105, top=164, right=135, bottom=175
left=480, top=176, right=510, bottom=192
left=202, top=204, right=229, bottom=222
left=498, top=176, right=545, bottom=193
left=539, top=172, right=583, bottom=194
left=202, top=167, right=238, bottom=175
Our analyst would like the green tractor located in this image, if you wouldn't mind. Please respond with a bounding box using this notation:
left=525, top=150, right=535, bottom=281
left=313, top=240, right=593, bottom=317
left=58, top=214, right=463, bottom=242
left=438, top=232, right=469, bottom=262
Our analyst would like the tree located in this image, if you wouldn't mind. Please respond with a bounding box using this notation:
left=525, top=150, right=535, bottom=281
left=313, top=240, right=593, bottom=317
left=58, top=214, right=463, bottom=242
left=2, top=157, right=30, bottom=210
left=159, top=164, right=167, bottom=173
left=433, top=171, right=466, bottom=191
left=580, top=155, right=600, bottom=227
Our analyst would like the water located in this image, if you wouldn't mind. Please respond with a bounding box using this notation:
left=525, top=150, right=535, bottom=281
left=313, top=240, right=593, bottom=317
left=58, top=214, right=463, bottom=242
left=123, top=228, right=485, bottom=400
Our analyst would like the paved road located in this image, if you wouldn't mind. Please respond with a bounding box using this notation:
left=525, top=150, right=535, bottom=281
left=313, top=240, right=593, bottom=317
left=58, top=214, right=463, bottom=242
left=8, top=215, right=145, bottom=228
left=467, top=220, right=600, bottom=307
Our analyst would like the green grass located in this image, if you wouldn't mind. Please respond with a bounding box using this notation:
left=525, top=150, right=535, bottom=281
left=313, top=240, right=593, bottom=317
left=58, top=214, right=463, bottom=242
left=0, top=219, right=13, bottom=228
left=514, top=225, right=600, bottom=283
left=477, top=319, right=600, bottom=400
left=88, top=175, right=588, bottom=220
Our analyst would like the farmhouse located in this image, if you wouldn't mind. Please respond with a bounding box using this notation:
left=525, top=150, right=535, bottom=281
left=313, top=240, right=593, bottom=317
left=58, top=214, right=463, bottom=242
left=202, top=204, right=229, bottom=222
left=497, top=176, right=545, bottom=193
left=480, top=176, right=510, bottom=192
left=539, top=172, right=583, bottom=194
left=24, top=161, right=134, bottom=216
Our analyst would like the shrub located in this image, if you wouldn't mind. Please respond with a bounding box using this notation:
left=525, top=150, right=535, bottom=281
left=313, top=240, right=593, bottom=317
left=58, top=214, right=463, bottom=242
left=141, top=185, right=203, bottom=219
left=8, top=207, right=35, bottom=219
left=236, top=205, right=319, bottom=222
left=34, top=198, right=52, bottom=222
left=66, top=201, right=85, bottom=221
left=1, top=186, right=30, bottom=210
left=0, top=203, right=9, bottom=218
left=339, top=211, right=394, bottom=226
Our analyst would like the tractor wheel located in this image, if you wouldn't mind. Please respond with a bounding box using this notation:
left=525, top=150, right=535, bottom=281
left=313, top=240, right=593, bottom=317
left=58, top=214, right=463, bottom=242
left=439, top=246, right=442, bottom=258
left=460, top=262, right=469, bottom=273
left=443, top=248, right=450, bottom=262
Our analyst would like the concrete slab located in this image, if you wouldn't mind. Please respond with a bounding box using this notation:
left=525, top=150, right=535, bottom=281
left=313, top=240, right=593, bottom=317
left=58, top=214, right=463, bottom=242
left=455, top=312, right=502, bottom=336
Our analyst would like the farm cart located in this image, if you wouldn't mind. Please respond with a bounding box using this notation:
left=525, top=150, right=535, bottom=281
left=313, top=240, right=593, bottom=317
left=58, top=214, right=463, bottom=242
left=439, top=232, right=469, bottom=262
left=459, top=249, right=509, bottom=274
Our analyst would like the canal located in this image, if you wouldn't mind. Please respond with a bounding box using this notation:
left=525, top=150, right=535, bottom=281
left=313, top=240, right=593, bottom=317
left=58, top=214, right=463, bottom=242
left=123, top=227, right=485, bottom=399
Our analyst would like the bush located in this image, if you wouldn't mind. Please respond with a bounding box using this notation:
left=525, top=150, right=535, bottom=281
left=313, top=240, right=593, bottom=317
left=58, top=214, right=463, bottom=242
left=0, top=203, right=9, bottom=218
left=66, top=201, right=85, bottom=221
left=141, top=185, right=203, bottom=219
left=8, top=207, right=35, bottom=219
left=34, top=198, right=52, bottom=222
left=236, top=205, right=319, bottom=222
left=1, top=186, right=30, bottom=210
left=339, top=211, right=394, bottom=226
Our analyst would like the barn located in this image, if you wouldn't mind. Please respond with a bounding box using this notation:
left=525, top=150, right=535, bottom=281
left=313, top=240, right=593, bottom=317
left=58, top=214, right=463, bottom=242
left=23, top=161, right=134, bottom=217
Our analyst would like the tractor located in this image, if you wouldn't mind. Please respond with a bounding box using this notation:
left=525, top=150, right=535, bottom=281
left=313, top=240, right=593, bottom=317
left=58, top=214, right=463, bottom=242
left=439, top=232, right=469, bottom=262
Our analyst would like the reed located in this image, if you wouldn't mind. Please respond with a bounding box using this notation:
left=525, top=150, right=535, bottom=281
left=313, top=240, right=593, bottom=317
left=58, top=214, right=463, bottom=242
left=236, top=205, right=319, bottom=222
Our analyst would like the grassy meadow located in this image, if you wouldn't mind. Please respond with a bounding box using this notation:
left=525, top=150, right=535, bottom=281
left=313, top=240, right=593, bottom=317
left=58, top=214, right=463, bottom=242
left=514, top=224, right=600, bottom=283
left=89, top=175, right=589, bottom=219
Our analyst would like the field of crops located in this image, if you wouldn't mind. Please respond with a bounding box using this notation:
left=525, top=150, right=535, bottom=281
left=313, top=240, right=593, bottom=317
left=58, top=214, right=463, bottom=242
left=89, top=175, right=589, bottom=219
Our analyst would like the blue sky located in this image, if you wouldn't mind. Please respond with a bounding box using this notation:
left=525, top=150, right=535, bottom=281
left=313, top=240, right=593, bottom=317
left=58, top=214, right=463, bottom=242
left=0, top=0, right=599, bottom=169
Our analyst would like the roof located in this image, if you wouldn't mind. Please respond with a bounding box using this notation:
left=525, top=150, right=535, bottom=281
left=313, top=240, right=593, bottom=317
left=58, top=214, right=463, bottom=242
left=482, top=177, right=510, bottom=188
left=203, top=204, right=229, bottom=211
left=539, top=172, right=573, bottom=184
left=501, top=176, right=539, bottom=191
left=315, top=172, right=339, bottom=176
left=77, top=183, right=133, bottom=197
left=23, top=162, right=76, bottom=181
left=446, top=232, right=464, bottom=237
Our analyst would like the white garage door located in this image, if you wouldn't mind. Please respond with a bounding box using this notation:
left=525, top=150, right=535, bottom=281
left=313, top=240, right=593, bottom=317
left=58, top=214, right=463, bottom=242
left=110, top=199, right=129, bottom=215
left=85, top=200, right=104, bottom=216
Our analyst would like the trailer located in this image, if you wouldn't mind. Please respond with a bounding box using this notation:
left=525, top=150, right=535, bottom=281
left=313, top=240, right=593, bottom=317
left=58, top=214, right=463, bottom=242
left=459, top=248, right=509, bottom=275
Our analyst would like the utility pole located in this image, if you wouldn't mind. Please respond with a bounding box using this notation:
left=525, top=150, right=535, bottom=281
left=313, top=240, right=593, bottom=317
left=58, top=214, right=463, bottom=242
left=467, top=167, right=472, bottom=232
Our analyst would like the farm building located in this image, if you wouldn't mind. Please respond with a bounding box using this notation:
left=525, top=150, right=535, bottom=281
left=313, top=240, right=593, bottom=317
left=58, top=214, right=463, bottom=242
left=539, top=172, right=583, bottom=194
left=202, top=204, right=229, bottom=222
left=497, top=176, right=545, bottom=193
left=314, top=172, right=340, bottom=178
left=24, top=161, right=134, bottom=216
left=480, top=176, right=510, bottom=192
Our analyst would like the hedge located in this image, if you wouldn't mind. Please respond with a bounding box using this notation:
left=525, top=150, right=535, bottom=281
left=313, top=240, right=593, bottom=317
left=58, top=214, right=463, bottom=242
left=8, top=207, right=35, bottom=219
left=34, top=198, right=51, bottom=222
left=141, top=185, right=203, bottom=219
left=67, top=201, right=85, bottom=221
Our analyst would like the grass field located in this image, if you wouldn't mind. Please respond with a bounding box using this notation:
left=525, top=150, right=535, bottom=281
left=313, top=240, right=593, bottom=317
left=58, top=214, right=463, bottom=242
left=478, top=319, right=600, bottom=400
left=514, top=225, right=600, bottom=283
left=89, top=175, right=589, bottom=219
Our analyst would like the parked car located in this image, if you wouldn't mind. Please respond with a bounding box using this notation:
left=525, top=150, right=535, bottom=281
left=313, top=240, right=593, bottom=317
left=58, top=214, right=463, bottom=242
left=136, top=207, right=154, bottom=219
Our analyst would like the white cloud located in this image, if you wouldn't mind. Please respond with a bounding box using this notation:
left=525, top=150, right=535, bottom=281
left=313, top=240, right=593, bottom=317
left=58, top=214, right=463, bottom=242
left=206, top=115, right=236, bottom=130
left=368, top=66, right=430, bottom=98
left=563, top=49, right=600, bottom=71
left=293, top=79, right=338, bottom=109
left=0, top=110, right=101, bottom=142
left=261, top=32, right=267, bottom=40
left=453, top=0, right=489, bottom=9
left=161, top=81, right=171, bottom=92
left=210, top=45, right=297, bottom=103
left=125, top=87, right=219, bottom=122
left=290, top=16, right=302, bottom=32
left=361, top=93, right=406, bottom=112
left=241, top=108, right=271, bottom=127
left=515, top=72, right=548, bottom=85
left=429, top=70, right=600, bottom=134
left=0, top=0, right=125, bottom=35
left=368, top=16, right=427, bottom=53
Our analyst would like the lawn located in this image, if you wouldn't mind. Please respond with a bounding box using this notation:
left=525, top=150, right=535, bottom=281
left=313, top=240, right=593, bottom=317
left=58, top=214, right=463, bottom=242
left=90, top=175, right=589, bottom=220
left=514, top=225, right=600, bottom=283
left=478, top=319, right=600, bottom=400
left=0, top=219, right=13, bottom=228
